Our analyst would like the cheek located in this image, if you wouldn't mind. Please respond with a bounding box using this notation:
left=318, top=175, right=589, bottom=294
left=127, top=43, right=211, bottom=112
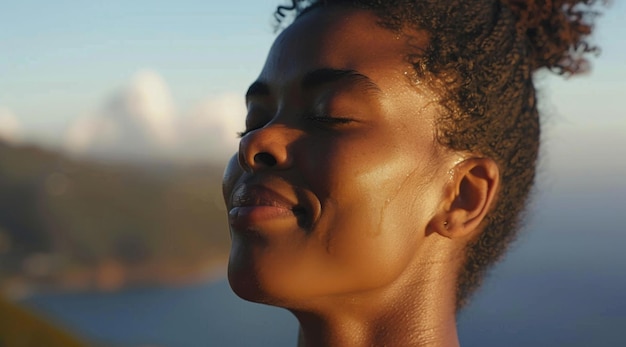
left=330, top=172, right=433, bottom=261
left=304, top=138, right=439, bottom=286
left=309, top=135, right=435, bottom=226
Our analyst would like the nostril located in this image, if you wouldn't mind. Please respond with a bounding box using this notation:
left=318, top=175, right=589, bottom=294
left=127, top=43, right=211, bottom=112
left=254, top=152, right=277, bottom=167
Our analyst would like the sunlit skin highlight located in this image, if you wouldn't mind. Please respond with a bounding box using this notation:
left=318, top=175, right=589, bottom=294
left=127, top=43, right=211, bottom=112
left=222, top=6, right=500, bottom=347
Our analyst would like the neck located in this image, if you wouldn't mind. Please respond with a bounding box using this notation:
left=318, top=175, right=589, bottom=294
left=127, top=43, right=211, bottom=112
left=292, top=258, right=461, bottom=347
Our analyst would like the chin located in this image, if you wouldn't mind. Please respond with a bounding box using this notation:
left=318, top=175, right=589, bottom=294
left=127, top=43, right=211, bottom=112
left=226, top=244, right=294, bottom=306
left=226, top=250, right=336, bottom=310
left=227, top=266, right=300, bottom=308
left=227, top=271, right=266, bottom=303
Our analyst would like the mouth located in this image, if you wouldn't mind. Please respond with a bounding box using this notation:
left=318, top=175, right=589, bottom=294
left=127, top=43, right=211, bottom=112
left=229, top=185, right=308, bottom=230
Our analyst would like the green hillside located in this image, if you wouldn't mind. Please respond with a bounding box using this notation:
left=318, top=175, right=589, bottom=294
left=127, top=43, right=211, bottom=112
left=0, top=141, right=231, bottom=292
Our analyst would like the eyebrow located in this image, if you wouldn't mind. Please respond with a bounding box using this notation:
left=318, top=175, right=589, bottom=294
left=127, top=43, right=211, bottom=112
left=301, top=68, right=381, bottom=93
left=245, top=68, right=381, bottom=100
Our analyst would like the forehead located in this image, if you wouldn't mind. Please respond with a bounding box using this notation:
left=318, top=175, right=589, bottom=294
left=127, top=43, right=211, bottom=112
left=259, top=6, right=426, bottom=85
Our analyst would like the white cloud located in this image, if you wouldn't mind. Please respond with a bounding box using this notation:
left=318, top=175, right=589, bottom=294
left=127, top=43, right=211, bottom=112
left=62, top=69, right=247, bottom=163
left=0, top=107, right=22, bottom=144
left=115, top=70, right=177, bottom=147
left=178, top=93, right=246, bottom=161
left=63, top=69, right=178, bottom=161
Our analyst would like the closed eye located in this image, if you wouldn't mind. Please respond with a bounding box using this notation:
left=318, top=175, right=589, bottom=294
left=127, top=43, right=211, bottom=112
left=306, top=114, right=354, bottom=124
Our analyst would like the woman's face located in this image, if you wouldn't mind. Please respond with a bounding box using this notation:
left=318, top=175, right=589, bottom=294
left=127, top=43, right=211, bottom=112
left=223, top=7, right=454, bottom=307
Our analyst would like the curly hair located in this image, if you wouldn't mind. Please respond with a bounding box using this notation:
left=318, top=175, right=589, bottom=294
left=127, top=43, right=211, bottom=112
left=273, top=0, right=602, bottom=309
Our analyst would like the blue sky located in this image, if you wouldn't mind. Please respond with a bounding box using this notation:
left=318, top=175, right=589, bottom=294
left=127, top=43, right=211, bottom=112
left=1, top=0, right=624, bottom=167
left=1, top=1, right=277, bottom=134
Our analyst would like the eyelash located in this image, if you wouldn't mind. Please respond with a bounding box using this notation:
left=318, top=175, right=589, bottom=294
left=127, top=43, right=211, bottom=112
left=305, top=113, right=354, bottom=125
left=236, top=129, right=252, bottom=138
left=236, top=114, right=353, bottom=138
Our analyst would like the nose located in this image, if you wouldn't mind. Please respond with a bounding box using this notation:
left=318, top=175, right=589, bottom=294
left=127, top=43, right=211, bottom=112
left=238, top=125, right=294, bottom=172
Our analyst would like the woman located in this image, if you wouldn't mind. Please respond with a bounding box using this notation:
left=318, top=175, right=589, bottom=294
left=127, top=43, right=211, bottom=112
left=222, top=0, right=602, bottom=346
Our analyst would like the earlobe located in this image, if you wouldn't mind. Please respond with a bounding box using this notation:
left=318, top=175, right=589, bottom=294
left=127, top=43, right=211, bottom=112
left=431, top=158, right=500, bottom=240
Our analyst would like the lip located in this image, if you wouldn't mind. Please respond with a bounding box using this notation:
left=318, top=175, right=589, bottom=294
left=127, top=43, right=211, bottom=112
left=229, top=185, right=307, bottom=231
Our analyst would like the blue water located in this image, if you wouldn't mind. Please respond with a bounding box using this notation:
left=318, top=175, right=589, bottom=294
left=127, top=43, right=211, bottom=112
left=23, top=280, right=298, bottom=347
left=20, top=184, right=626, bottom=347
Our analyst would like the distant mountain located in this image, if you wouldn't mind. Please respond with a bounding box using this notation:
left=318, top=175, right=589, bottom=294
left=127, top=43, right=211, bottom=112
left=0, top=141, right=230, bottom=293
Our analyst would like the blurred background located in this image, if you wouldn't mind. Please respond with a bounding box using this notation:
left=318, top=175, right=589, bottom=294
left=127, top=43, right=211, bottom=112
left=1, top=1, right=624, bottom=346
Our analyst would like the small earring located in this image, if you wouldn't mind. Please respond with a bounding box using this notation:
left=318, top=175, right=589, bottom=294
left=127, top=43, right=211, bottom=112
left=443, top=221, right=449, bottom=229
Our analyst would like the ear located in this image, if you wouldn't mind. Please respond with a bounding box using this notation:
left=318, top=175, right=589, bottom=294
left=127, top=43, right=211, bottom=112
left=429, top=158, right=500, bottom=240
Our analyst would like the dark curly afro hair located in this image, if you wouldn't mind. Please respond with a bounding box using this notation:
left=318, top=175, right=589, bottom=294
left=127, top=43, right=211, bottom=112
left=274, top=0, right=603, bottom=309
